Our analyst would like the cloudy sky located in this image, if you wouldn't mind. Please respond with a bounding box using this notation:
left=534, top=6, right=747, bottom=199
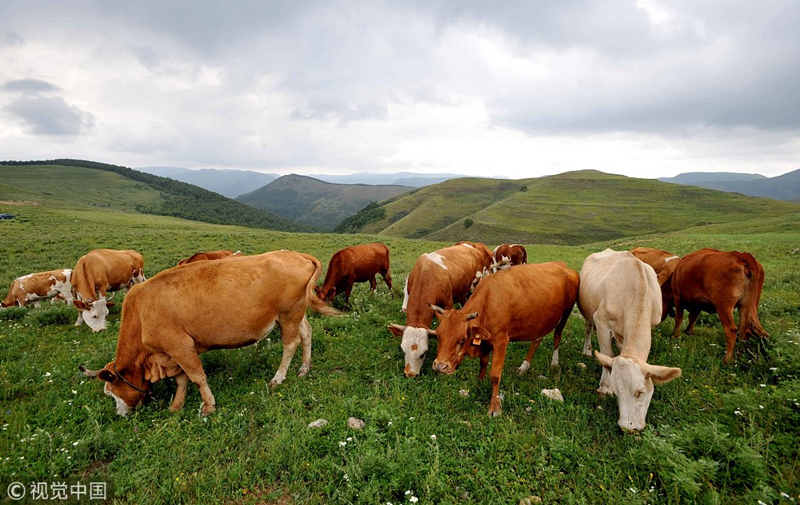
left=1, top=1, right=798, bottom=179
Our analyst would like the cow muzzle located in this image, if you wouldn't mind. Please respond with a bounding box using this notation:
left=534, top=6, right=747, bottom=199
left=432, top=360, right=454, bottom=375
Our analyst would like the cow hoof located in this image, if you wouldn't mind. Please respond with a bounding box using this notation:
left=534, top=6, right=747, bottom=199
left=516, top=361, right=531, bottom=375
left=199, top=402, right=216, bottom=416
left=268, top=379, right=281, bottom=389
left=582, top=350, right=592, bottom=357
left=169, top=403, right=184, bottom=412
left=297, top=365, right=311, bottom=377
left=488, top=409, right=502, bottom=418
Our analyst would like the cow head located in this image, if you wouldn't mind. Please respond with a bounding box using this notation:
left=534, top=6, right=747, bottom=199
left=430, top=305, right=488, bottom=375
left=315, top=285, right=336, bottom=302
left=594, top=351, right=681, bottom=431
left=73, top=298, right=113, bottom=332
left=80, top=363, right=148, bottom=416
left=388, top=324, right=437, bottom=377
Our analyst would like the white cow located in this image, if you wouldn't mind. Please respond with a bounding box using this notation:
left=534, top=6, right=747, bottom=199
left=578, top=249, right=682, bottom=431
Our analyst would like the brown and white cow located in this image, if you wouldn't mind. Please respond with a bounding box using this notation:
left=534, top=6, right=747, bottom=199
left=389, top=242, right=493, bottom=377
left=579, top=249, right=682, bottom=431
left=79, top=250, right=341, bottom=416
left=670, top=248, right=769, bottom=363
left=1, top=269, right=73, bottom=308
left=72, top=249, right=146, bottom=332
left=177, top=249, right=241, bottom=266
left=631, top=246, right=681, bottom=321
left=431, top=262, right=579, bottom=417
left=315, top=243, right=392, bottom=304
left=491, top=244, right=527, bottom=272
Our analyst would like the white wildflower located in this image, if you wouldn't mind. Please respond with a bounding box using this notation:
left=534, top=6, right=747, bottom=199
left=410, top=497, right=418, bottom=503
left=430, top=435, right=437, bottom=440
left=338, top=441, right=346, bottom=447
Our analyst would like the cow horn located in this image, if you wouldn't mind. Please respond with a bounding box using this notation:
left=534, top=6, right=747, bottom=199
left=105, top=292, right=115, bottom=302
left=429, top=304, right=445, bottom=314
left=78, top=365, right=100, bottom=378
left=465, top=312, right=479, bottom=321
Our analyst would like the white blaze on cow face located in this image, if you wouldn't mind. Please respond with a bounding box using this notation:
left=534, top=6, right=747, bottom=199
left=402, top=276, right=409, bottom=313
left=104, top=382, right=133, bottom=416
left=423, top=252, right=448, bottom=270
left=400, top=327, right=431, bottom=377
left=595, top=352, right=681, bottom=432
left=79, top=299, right=110, bottom=332
left=51, top=270, right=74, bottom=305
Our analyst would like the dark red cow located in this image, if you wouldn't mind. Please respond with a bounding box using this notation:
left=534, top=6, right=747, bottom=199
left=316, top=243, right=392, bottom=304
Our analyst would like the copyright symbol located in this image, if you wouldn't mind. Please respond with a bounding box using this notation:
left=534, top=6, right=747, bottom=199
left=7, top=482, right=26, bottom=500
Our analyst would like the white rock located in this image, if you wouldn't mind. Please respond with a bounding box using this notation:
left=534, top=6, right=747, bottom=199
left=347, top=417, right=366, bottom=430
left=459, top=389, right=470, bottom=397
left=541, top=388, right=564, bottom=402
left=308, top=419, right=329, bottom=429
left=577, top=362, right=587, bottom=369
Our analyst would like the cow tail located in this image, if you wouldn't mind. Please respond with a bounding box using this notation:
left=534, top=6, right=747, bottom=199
left=738, top=252, right=769, bottom=338
left=298, top=253, right=344, bottom=317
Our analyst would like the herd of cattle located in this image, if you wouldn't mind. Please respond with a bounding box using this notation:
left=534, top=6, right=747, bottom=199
left=2, top=242, right=768, bottom=430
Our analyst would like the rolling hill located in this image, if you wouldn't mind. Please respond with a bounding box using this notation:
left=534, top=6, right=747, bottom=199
left=338, top=170, right=800, bottom=245
left=659, top=169, right=800, bottom=202
left=137, top=166, right=278, bottom=198
left=0, top=160, right=307, bottom=232
left=237, top=174, right=412, bottom=230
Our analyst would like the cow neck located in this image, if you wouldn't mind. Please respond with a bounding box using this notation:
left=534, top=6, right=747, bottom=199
left=72, top=266, right=97, bottom=302
left=112, top=319, right=147, bottom=381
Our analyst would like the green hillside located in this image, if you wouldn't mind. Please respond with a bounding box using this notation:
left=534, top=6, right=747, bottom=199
left=237, top=174, right=412, bottom=230
left=343, top=170, right=800, bottom=245
left=0, top=160, right=307, bottom=232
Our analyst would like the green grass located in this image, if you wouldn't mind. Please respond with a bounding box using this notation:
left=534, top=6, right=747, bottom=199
left=345, top=170, right=800, bottom=245
left=1, top=205, right=798, bottom=503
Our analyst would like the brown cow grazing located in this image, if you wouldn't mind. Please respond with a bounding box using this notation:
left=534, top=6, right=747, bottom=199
left=177, top=249, right=241, bottom=266
left=491, top=244, right=527, bottom=272
left=631, top=247, right=681, bottom=321
left=431, top=262, right=580, bottom=417
left=1, top=269, right=74, bottom=308
left=79, top=250, right=341, bottom=416
left=315, top=243, right=392, bottom=304
left=389, top=242, right=493, bottom=377
left=579, top=249, right=682, bottom=431
left=670, top=248, right=769, bottom=363
left=72, top=249, right=146, bottom=332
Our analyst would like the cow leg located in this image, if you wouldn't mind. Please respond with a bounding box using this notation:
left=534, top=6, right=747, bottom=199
left=582, top=320, right=594, bottom=357
left=718, top=307, right=739, bottom=364
left=75, top=312, right=84, bottom=327
left=595, top=317, right=615, bottom=398
left=516, top=338, right=542, bottom=375
left=671, top=298, right=685, bottom=338
left=478, top=349, right=489, bottom=380
left=297, top=317, right=312, bottom=377
left=168, top=344, right=216, bottom=415
left=269, top=319, right=302, bottom=387
left=488, top=336, right=509, bottom=417
left=383, top=270, right=393, bottom=293
left=169, top=373, right=189, bottom=412
left=369, top=275, right=377, bottom=292
left=685, top=310, right=701, bottom=334
left=549, top=308, right=571, bottom=368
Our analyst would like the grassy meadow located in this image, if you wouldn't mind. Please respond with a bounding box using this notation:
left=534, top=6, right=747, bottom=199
left=0, top=204, right=799, bottom=503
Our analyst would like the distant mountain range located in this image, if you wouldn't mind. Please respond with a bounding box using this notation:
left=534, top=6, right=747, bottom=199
left=659, top=169, right=800, bottom=202
left=137, top=166, right=465, bottom=198
left=338, top=170, right=800, bottom=245
left=137, top=166, right=279, bottom=199
left=236, top=174, right=413, bottom=230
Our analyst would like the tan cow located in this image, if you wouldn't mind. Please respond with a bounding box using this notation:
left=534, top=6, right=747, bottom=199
left=177, top=249, right=241, bottom=266
left=631, top=246, right=681, bottom=320
left=80, top=250, right=341, bottom=416
left=670, top=248, right=768, bottom=363
left=1, top=269, right=73, bottom=308
left=579, top=249, right=681, bottom=431
left=491, top=244, right=527, bottom=272
left=432, top=262, right=579, bottom=416
left=389, top=242, right=493, bottom=377
left=315, top=243, right=392, bottom=304
left=72, top=249, right=146, bottom=332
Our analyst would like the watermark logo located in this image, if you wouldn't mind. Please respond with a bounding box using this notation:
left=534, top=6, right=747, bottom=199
left=5, top=481, right=107, bottom=501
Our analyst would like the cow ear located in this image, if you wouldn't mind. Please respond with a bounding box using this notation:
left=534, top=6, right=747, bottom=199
left=428, top=304, right=445, bottom=315
left=73, top=300, right=89, bottom=311
left=644, top=363, right=682, bottom=385
left=426, top=329, right=438, bottom=339
left=387, top=324, right=406, bottom=337
left=106, top=302, right=115, bottom=308
left=468, top=325, right=491, bottom=343
left=329, top=287, right=336, bottom=299
left=98, top=369, right=117, bottom=383
left=594, top=350, right=615, bottom=370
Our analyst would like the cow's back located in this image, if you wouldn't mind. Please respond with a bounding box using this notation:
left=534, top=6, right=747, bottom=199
left=467, top=262, right=579, bottom=339
left=74, top=249, right=144, bottom=298
left=129, top=251, right=319, bottom=348
left=331, top=243, right=390, bottom=279
left=673, top=249, right=762, bottom=305
left=579, top=249, right=662, bottom=335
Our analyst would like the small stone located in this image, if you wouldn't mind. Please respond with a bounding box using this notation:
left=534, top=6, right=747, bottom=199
left=541, top=388, right=564, bottom=401
left=520, top=496, right=542, bottom=505
left=459, top=389, right=470, bottom=397
left=577, top=362, right=587, bottom=369
left=347, top=417, right=366, bottom=430
left=308, top=419, right=328, bottom=428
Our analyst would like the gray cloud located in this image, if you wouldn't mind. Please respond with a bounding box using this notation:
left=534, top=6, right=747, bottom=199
left=6, top=95, right=95, bottom=135
left=2, top=79, right=61, bottom=94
